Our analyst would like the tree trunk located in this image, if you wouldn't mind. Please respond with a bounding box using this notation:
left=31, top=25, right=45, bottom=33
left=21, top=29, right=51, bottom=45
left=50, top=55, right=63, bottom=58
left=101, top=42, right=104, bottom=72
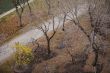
left=94, top=51, right=98, bottom=66
left=62, top=14, right=67, bottom=31
left=19, top=15, right=23, bottom=27
left=26, top=0, right=31, bottom=13
left=47, top=40, right=51, bottom=55
left=93, top=50, right=99, bottom=73
left=105, top=0, right=110, bottom=14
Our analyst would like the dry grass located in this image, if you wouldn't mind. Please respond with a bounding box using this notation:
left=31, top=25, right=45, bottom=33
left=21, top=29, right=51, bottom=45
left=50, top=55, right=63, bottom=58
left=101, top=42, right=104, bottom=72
left=32, top=14, right=110, bottom=73
left=1, top=13, right=110, bottom=73
left=79, top=14, right=92, bottom=34
left=0, top=0, right=48, bottom=46
left=0, top=55, right=14, bottom=73
left=32, top=15, right=90, bottom=73
left=0, top=14, right=25, bottom=45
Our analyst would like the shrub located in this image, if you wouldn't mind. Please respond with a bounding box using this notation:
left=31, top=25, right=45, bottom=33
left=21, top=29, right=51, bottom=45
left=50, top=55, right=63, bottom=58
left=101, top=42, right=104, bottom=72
left=14, top=43, right=34, bottom=66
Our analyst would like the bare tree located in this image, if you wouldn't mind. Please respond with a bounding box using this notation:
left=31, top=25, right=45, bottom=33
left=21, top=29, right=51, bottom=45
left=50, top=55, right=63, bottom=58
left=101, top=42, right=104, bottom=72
left=62, top=13, right=67, bottom=31
left=25, top=0, right=32, bottom=13
left=12, top=0, right=24, bottom=27
left=66, top=49, right=75, bottom=64
left=66, top=0, right=107, bottom=73
left=62, top=0, right=90, bottom=41
left=59, top=0, right=106, bottom=73
left=12, top=0, right=32, bottom=27
left=87, top=0, right=108, bottom=72
left=37, top=15, right=60, bottom=55
left=44, top=0, right=51, bottom=15
left=44, top=0, right=61, bottom=15
left=57, top=0, right=71, bottom=31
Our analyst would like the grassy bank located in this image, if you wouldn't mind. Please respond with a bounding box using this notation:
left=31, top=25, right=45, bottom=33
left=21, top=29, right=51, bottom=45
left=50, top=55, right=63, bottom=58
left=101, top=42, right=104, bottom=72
left=0, top=56, right=14, bottom=73
left=0, top=0, right=48, bottom=46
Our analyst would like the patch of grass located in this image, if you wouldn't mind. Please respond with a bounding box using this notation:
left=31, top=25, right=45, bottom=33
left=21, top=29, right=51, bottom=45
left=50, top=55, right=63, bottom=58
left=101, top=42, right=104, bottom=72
left=34, top=0, right=47, bottom=10
left=0, top=0, right=48, bottom=46
left=0, top=56, right=14, bottom=73
left=0, top=31, right=20, bottom=46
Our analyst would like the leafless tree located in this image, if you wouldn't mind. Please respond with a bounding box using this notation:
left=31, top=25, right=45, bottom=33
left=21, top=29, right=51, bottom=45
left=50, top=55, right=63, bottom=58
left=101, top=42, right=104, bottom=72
left=12, top=0, right=24, bottom=27
left=66, top=49, right=75, bottom=64
left=66, top=47, right=88, bottom=65
left=59, top=0, right=107, bottom=73
left=37, top=15, right=60, bottom=55
left=12, top=0, right=32, bottom=27
left=62, top=0, right=90, bottom=41
left=25, top=0, right=32, bottom=13
left=57, top=0, right=69, bottom=31
left=62, top=13, right=67, bottom=31
left=30, top=38, right=39, bottom=52
left=44, top=0, right=51, bottom=15
left=105, top=0, right=110, bottom=14
left=87, top=0, right=108, bottom=72
left=44, top=0, right=61, bottom=15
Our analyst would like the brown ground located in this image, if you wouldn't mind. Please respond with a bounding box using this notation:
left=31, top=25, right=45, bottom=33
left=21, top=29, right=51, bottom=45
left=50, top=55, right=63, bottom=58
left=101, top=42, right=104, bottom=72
left=0, top=10, right=47, bottom=45
left=31, top=14, right=110, bottom=73
left=0, top=0, right=47, bottom=46
left=32, top=15, right=91, bottom=73
left=0, top=12, right=110, bottom=73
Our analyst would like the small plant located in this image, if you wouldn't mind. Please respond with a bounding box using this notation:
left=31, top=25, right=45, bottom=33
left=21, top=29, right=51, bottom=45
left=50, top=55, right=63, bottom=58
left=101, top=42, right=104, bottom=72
left=14, top=43, right=34, bottom=71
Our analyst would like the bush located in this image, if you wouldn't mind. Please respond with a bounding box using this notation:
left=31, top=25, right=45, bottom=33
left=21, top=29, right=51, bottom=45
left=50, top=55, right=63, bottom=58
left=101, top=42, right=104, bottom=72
left=14, top=43, right=34, bottom=66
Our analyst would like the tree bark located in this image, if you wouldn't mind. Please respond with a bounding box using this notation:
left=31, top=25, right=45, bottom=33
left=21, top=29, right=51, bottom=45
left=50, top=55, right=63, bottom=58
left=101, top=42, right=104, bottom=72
left=19, top=15, right=23, bottom=27
left=93, top=50, right=98, bottom=67
left=47, top=40, right=51, bottom=55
